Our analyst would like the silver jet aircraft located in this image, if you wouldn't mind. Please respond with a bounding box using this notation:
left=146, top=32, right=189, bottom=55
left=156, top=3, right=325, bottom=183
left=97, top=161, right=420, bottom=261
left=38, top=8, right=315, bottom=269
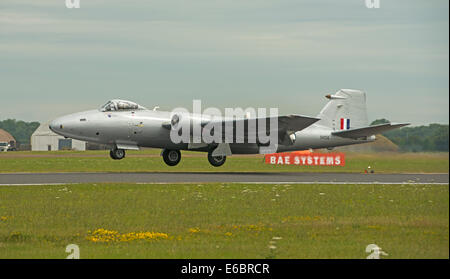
left=49, top=89, right=408, bottom=167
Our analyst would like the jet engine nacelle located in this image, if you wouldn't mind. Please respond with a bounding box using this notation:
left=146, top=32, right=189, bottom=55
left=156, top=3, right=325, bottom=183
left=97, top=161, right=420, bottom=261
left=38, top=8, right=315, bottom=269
left=169, top=112, right=205, bottom=141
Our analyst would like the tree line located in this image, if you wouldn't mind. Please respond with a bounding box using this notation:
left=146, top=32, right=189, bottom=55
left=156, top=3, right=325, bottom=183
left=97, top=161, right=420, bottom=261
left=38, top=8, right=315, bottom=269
left=0, top=118, right=448, bottom=152
left=371, top=119, right=449, bottom=152
left=0, top=119, right=40, bottom=145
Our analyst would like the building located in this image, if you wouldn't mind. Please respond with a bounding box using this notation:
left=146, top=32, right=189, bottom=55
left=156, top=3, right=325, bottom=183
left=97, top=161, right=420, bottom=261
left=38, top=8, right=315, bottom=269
left=31, top=123, right=86, bottom=151
left=0, top=129, right=16, bottom=151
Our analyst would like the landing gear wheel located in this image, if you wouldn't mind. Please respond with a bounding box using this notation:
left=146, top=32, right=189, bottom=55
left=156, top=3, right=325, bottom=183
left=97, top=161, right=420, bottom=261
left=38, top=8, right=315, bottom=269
left=207, top=151, right=226, bottom=167
left=110, top=149, right=126, bottom=160
left=162, top=149, right=181, bottom=166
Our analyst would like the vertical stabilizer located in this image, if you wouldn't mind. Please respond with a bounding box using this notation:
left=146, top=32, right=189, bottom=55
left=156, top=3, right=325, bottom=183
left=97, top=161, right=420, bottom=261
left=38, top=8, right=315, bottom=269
left=316, top=89, right=369, bottom=131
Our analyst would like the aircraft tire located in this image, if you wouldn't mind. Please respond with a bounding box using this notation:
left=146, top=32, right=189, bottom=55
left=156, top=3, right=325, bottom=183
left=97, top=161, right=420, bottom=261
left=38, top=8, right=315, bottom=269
left=207, top=152, right=226, bottom=167
left=162, top=149, right=181, bottom=166
left=110, top=149, right=126, bottom=160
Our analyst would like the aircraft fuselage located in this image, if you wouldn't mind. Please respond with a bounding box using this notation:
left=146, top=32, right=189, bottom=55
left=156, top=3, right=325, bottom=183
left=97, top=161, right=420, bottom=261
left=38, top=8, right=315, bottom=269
left=49, top=108, right=373, bottom=154
left=49, top=91, right=406, bottom=167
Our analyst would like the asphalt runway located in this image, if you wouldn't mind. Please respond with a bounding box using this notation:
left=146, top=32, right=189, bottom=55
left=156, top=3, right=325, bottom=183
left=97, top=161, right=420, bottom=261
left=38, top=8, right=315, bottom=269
left=0, top=172, right=448, bottom=185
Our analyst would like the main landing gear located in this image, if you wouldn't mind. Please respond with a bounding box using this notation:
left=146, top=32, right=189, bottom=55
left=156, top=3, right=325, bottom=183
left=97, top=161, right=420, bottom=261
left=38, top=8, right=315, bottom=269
left=207, top=151, right=226, bottom=167
left=110, top=148, right=126, bottom=160
left=161, top=149, right=227, bottom=167
left=162, top=149, right=181, bottom=166
left=110, top=147, right=228, bottom=167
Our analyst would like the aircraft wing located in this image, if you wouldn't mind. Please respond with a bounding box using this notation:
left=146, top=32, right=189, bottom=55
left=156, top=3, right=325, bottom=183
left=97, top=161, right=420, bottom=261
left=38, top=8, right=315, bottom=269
left=202, top=114, right=320, bottom=145
left=332, top=123, right=409, bottom=139
left=277, top=114, right=321, bottom=132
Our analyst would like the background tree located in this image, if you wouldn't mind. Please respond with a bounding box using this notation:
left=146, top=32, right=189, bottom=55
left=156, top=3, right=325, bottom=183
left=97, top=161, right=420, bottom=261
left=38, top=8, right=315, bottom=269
left=371, top=119, right=449, bottom=152
left=0, top=119, right=40, bottom=145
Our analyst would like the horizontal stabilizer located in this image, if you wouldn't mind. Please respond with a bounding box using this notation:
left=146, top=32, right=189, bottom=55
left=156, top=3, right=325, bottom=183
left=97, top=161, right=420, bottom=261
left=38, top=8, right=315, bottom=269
left=332, top=123, right=409, bottom=139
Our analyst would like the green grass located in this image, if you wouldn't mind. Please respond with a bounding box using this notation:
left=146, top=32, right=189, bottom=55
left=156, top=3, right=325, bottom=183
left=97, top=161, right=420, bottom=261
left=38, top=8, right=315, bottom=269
left=0, top=151, right=448, bottom=173
left=0, top=183, right=448, bottom=259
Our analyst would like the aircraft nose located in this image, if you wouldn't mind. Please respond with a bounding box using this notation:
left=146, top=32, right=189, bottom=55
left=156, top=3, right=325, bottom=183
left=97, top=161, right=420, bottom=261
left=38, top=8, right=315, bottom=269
left=49, top=117, right=66, bottom=134
left=49, top=120, right=57, bottom=132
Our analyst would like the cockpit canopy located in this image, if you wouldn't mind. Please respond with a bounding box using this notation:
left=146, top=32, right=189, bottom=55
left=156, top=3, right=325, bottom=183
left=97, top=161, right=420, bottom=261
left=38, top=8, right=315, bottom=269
left=100, top=99, right=146, bottom=112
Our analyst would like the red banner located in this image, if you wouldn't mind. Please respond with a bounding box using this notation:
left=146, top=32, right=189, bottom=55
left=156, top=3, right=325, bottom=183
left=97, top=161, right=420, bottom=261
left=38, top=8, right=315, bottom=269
left=265, top=152, right=345, bottom=166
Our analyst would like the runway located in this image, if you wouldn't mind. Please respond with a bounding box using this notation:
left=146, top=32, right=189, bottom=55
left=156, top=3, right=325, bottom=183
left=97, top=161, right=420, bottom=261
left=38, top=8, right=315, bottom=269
left=0, top=172, right=448, bottom=185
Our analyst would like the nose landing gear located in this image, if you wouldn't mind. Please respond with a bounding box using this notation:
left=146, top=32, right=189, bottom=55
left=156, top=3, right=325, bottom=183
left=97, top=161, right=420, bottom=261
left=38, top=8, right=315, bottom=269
left=110, top=148, right=126, bottom=160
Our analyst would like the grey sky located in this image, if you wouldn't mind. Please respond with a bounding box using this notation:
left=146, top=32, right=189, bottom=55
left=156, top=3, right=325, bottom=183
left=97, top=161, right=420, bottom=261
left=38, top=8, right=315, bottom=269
left=0, top=0, right=448, bottom=126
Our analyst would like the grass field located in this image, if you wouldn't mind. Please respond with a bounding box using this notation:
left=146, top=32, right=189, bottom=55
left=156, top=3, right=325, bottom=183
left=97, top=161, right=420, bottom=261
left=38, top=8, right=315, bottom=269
left=0, top=150, right=448, bottom=173
left=0, top=183, right=448, bottom=259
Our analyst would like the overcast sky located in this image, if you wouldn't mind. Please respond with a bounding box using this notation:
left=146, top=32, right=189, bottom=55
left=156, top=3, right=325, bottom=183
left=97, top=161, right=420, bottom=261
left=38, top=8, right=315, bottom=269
left=0, top=0, right=448, bottom=126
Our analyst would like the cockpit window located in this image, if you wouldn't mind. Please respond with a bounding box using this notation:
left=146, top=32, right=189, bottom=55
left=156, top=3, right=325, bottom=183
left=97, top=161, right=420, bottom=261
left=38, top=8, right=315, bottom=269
left=117, top=101, right=139, bottom=110
left=101, top=101, right=116, bottom=111
left=100, top=100, right=145, bottom=112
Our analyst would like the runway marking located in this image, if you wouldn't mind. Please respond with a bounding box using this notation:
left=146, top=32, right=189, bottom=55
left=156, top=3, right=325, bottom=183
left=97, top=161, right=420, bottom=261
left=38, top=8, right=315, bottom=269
left=240, top=182, right=449, bottom=185
left=1, top=172, right=448, bottom=175
left=0, top=183, right=76, bottom=186
left=0, top=182, right=448, bottom=186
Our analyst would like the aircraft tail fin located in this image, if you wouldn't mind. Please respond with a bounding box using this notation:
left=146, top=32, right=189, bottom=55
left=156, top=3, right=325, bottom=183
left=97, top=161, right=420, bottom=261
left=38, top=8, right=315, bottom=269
left=316, top=89, right=368, bottom=131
